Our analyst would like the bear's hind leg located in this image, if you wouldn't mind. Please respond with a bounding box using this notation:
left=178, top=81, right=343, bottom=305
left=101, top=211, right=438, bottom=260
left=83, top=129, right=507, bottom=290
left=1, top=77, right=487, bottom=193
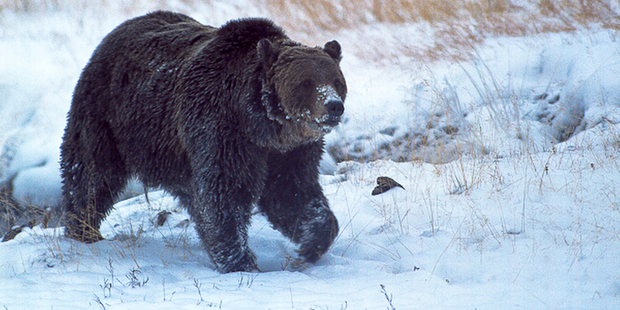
left=61, top=121, right=129, bottom=243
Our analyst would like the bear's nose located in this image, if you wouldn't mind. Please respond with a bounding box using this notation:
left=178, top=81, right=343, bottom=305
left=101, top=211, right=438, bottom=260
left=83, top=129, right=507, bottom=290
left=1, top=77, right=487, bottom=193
left=325, top=99, right=344, bottom=117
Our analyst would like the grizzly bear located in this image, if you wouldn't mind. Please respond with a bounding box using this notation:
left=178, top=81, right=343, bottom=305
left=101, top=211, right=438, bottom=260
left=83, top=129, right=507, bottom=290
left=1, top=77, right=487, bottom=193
left=60, top=11, right=346, bottom=273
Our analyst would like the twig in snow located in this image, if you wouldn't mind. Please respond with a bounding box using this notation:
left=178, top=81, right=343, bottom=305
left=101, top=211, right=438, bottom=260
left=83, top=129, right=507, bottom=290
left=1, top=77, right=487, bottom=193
left=194, top=278, right=204, bottom=302
left=93, top=294, right=106, bottom=310
left=380, top=284, right=396, bottom=310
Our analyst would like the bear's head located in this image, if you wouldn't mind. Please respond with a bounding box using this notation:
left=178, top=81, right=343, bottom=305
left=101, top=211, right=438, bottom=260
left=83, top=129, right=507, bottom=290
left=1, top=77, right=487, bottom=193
left=258, top=39, right=347, bottom=149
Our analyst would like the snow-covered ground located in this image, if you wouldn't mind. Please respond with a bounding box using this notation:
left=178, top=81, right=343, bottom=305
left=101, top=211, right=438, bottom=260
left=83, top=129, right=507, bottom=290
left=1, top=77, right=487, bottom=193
left=2, top=1, right=620, bottom=309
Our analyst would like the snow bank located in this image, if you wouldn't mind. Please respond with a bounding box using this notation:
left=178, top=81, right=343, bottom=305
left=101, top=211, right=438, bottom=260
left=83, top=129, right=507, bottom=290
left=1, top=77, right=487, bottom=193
left=2, top=147, right=620, bottom=308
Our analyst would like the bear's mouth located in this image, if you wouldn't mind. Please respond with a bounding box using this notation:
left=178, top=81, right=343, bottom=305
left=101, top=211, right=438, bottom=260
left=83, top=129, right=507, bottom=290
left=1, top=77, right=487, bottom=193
left=320, top=116, right=340, bottom=128
left=315, top=114, right=341, bottom=133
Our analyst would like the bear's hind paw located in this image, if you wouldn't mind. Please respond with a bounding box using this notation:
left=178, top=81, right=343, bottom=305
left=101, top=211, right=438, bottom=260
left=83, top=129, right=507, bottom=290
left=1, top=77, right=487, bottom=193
left=64, top=226, right=104, bottom=243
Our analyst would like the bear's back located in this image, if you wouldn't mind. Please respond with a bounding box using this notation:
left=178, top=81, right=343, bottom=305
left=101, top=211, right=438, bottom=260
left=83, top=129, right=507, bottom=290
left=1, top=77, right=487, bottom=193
left=97, top=11, right=217, bottom=61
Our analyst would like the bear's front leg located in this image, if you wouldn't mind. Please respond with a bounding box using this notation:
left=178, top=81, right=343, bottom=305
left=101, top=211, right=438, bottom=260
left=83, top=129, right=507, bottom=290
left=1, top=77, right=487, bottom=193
left=183, top=183, right=259, bottom=273
left=180, top=174, right=258, bottom=273
left=183, top=135, right=268, bottom=273
left=258, top=141, right=339, bottom=266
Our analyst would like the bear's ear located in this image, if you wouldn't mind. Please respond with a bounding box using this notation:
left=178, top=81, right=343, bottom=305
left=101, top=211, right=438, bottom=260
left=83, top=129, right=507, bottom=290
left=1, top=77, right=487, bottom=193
left=323, top=40, right=342, bottom=63
left=257, top=38, right=279, bottom=69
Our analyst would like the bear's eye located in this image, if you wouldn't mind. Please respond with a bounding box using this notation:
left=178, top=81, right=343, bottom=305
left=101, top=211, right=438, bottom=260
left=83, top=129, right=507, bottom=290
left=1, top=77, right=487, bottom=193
left=299, top=79, right=315, bottom=91
left=334, top=79, right=343, bottom=91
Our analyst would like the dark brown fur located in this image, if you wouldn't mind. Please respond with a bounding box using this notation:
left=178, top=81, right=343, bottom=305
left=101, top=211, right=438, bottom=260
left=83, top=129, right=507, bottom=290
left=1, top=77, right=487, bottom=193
left=60, top=11, right=346, bottom=272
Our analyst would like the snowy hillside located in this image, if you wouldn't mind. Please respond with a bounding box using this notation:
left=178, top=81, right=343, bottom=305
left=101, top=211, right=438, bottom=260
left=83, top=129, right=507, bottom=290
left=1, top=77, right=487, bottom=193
left=2, top=0, right=620, bottom=309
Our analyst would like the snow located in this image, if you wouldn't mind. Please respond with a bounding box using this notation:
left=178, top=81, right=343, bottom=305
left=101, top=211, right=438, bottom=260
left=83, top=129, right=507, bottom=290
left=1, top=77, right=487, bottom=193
left=2, top=2, right=620, bottom=309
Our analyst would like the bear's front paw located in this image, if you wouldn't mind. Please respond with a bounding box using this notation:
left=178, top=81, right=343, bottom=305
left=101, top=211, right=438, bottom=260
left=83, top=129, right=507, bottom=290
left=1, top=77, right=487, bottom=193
left=295, top=207, right=339, bottom=264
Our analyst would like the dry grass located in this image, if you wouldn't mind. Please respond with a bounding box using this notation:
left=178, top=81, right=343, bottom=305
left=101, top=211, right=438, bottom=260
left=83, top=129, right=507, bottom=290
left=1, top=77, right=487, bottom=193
left=264, top=0, right=619, bottom=60
left=0, top=0, right=82, bottom=13
left=1, top=0, right=617, bottom=60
